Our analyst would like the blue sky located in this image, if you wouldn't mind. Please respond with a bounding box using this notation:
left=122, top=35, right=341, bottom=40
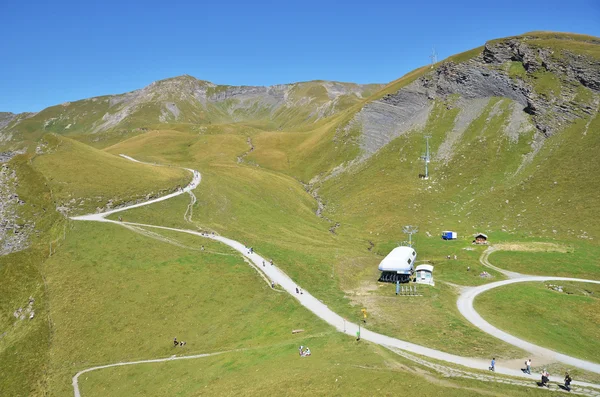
left=1, top=0, right=599, bottom=113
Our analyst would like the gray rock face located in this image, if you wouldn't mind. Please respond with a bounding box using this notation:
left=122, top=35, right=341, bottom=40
left=481, top=39, right=600, bottom=135
left=424, top=61, right=529, bottom=106
left=357, top=82, right=431, bottom=157
left=351, top=36, right=599, bottom=162
left=435, top=98, right=491, bottom=163
left=483, top=38, right=600, bottom=91
left=0, top=152, right=17, bottom=163
left=0, top=164, right=32, bottom=256
left=0, top=112, right=17, bottom=131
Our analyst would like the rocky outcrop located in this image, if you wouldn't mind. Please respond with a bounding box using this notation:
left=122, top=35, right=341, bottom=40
left=480, top=38, right=600, bottom=135
left=0, top=164, right=32, bottom=255
left=348, top=35, right=599, bottom=162
left=423, top=61, right=529, bottom=105
left=483, top=38, right=600, bottom=91
left=0, top=112, right=18, bottom=131
left=0, top=151, right=20, bottom=163
left=356, top=86, right=431, bottom=157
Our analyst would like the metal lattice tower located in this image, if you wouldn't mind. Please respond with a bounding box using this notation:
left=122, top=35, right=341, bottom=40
left=420, top=135, right=432, bottom=179
left=402, top=225, right=418, bottom=247
left=429, top=48, right=437, bottom=68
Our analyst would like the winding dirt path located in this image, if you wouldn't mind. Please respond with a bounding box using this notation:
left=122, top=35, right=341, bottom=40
left=72, top=350, right=233, bottom=397
left=69, top=156, right=600, bottom=396
left=458, top=249, right=600, bottom=373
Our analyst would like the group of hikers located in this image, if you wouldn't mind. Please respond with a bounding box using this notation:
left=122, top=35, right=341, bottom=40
left=488, top=357, right=572, bottom=391
left=298, top=345, right=311, bottom=357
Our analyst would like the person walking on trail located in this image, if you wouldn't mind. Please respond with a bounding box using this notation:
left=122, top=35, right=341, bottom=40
left=270, top=259, right=273, bottom=266
left=296, top=287, right=299, bottom=294
left=541, top=369, right=550, bottom=387
left=262, top=260, right=265, bottom=267
left=489, top=358, right=495, bottom=371
left=564, top=372, right=572, bottom=391
left=526, top=359, right=532, bottom=374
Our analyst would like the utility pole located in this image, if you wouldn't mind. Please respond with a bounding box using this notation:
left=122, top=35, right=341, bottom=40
left=402, top=225, right=418, bottom=247
left=420, top=135, right=432, bottom=179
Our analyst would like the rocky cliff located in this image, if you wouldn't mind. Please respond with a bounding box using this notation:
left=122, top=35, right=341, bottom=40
left=349, top=33, right=599, bottom=161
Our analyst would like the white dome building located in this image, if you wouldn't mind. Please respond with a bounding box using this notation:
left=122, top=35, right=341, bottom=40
left=378, top=246, right=416, bottom=283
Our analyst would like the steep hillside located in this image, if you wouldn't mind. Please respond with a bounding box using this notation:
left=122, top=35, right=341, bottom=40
left=335, top=32, right=599, bottom=165
left=307, top=32, right=600, bottom=241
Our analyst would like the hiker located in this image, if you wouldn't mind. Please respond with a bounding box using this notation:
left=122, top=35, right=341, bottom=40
left=201, top=245, right=205, bottom=251
left=173, top=337, right=179, bottom=347
left=250, top=247, right=253, bottom=254
left=271, top=281, right=275, bottom=288
left=489, top=357, right=495, bottom=371
left=296, top=287, right=299, bottom=294
left=541, top=369, right=550, bottom=387
left=526, top=359, right=532, bottom=374
left=270, top=259, right=273, bottom=266
left=262, top=260, right=265, bottom=267
left=564, top=372, right=572, bottom=391
left=467, top=266, right=471, bottom=272
left=299, top=346, right=304, bottom=356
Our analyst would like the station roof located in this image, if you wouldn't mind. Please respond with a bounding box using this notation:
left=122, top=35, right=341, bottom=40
left=378, top=246, right=416, bottom=273
left=415, top=264, right=434, bottom=272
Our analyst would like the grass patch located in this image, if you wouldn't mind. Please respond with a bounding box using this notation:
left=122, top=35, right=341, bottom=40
left=32, top=134, right=189, bottom=214
left=508, top=61, right=527, bottom=80
left=531, top=70, right=562, bottom=98
left=488, top=241, right=600, bottom=279
left=475, top=281, right=600, bottom=362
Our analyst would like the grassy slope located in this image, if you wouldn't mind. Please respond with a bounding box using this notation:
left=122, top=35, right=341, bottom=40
left=104, top=128, right=526, bottom=360
left=43, top=222, right=331, bottom=395
left=42, top=221, right=533, bottom=397
left=0, top=156, right=64, bottom=397
left=475, top=281, right=600, bottom=362
left=68, top=33, right=600, bottom=367
left=31, top=134, right=189, bottom=214
left=244, top=66, right=436, bottom=182
left=79, top=335, right=549, bottom=397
